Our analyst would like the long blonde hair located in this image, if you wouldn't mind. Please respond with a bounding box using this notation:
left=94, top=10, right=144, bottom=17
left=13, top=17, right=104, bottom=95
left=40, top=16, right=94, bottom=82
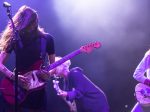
left=0, top=5, right=45, bottom=51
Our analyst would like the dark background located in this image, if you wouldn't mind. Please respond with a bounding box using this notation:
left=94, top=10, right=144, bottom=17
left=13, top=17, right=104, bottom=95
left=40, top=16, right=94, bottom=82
left=0, top=0, right=150, bottom=112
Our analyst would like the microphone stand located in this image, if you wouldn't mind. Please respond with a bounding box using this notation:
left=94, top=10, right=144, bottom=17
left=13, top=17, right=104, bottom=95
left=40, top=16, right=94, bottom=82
left=4, top=6, right=23, bottom=112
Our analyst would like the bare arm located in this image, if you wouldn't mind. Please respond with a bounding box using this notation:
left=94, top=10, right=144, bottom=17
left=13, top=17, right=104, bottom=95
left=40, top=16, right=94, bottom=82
left=0, top=51, right=14, bottom=79
left=48, top=54, right=55, bottom=64
left=47, top=54, right=56, bottom=76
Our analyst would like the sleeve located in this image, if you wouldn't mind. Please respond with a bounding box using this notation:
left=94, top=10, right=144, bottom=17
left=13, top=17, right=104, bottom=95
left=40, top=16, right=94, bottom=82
left=67, top=89, right=83, bottom=101
left=133, top=53, right=150, bottom=83
left=66, top=67, right=86, bottom=101
left=46, top=34, right=55, bottom=55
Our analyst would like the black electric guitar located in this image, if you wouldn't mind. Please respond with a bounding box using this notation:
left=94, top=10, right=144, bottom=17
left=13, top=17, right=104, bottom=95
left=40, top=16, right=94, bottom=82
left=0, top=41, right=101, bottom=105
left=135, top=83, right=150, bottom=106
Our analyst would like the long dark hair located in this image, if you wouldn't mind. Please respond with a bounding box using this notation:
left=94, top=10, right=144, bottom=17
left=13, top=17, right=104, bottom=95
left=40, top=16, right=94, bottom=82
left=0, top=5, right=45, bottom=51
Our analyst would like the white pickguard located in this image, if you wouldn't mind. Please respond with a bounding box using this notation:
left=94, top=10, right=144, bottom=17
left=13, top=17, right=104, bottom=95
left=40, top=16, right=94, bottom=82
left=22, top=70, right=45, bottom=91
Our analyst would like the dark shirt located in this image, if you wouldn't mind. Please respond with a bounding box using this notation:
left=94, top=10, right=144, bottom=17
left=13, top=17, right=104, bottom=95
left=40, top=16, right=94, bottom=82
left=65, top=67, right=110, bottom=112
left=4, top=32, right=55, bottom=110
left=6, top=32, right=55, bottom=72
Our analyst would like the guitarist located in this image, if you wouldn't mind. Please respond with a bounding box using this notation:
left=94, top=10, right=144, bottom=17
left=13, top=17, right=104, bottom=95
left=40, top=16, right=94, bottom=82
left=132, top=50, right=150, bottom=112
left=53, top=57, right=110, bottom=112
left=0, top=5, right=55, bottom=112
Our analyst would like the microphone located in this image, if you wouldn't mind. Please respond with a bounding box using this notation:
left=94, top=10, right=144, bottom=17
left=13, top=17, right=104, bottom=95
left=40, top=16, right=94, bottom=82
left=3, top=2, right=11, bottom=8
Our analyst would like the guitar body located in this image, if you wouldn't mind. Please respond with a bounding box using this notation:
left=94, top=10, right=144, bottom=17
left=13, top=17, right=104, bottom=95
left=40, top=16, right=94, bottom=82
left=0, top=70, right=46, bottom=105
left=135, top=83, right=150, bottom=106
left=0, top=59, right=48, bottom=105
left=0, top=78, right=26, bottom=105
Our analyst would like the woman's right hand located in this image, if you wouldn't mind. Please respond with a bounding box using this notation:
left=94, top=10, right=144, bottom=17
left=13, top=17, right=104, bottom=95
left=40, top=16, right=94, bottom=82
left=11, top=74, right=29, bottom=89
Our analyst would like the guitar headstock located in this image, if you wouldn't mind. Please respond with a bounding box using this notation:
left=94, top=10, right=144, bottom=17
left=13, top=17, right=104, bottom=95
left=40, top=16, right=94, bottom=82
left=80, top=41, right=101, bottom=53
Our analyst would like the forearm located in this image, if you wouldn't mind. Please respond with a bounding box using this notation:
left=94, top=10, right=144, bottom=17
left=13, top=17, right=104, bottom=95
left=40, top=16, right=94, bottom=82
left=0, top=63, right=13, bottom=79
left=133, top=68, right=147, bottom=83
left=48, top=54, right=55, bottom=64
left=47, top=54, right=55, bottom=75
left=0, top=51, right=13, bottom=79
left=133, top=54, right=150, bottom=83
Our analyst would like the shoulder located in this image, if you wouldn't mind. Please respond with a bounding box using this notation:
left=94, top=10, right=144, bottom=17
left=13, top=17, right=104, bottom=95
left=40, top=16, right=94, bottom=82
left=41, top=33, right=54, bottom=40
left=39, top=33, right=55, bottom=45
left=68, top=67, right=85, bottom=80
left=145, top=49, right=150, bottom=57
left=38, top=30, right=54, bottom=40
left=70, top=67, right=83, bottom=73
left=45, top=33, right=54, bottom=38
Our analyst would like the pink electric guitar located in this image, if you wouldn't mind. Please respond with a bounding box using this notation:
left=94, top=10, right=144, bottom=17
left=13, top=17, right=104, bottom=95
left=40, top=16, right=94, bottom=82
left=0, top=41, right=101, bottom=105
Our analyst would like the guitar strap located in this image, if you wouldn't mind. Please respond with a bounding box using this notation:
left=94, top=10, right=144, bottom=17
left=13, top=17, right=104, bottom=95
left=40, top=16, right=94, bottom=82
left=40, top=35, right=47, bottom=69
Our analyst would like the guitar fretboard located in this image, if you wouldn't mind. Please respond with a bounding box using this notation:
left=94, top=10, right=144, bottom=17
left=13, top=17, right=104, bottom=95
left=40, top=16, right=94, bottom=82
left=46, top=49, right=81, bottom=71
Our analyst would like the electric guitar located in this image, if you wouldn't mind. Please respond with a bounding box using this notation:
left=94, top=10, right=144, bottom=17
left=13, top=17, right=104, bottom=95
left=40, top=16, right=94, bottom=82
left=0, top=41, right=101, bottom=105
left=53, top=79, right=77, bottom=112
left=135, top=83, right=150, bottom=106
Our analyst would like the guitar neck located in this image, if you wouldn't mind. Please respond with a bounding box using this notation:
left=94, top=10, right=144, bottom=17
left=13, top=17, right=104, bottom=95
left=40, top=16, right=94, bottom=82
left=46, top=49, right=81, bottom=71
